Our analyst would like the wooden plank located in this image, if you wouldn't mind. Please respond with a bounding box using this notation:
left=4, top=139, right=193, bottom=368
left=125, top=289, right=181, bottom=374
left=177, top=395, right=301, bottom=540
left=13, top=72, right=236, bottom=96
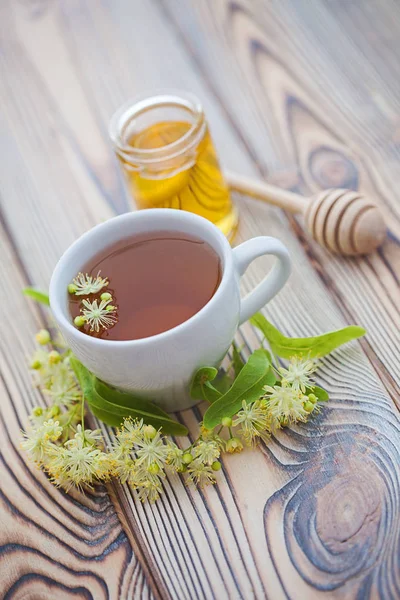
left=1, top=0, right=400, bottom=599
left=0, top=1, right=259, bottom=597
left=159, top=0, right=400, bottom=405
left=0, top=218, right=153, bottom=599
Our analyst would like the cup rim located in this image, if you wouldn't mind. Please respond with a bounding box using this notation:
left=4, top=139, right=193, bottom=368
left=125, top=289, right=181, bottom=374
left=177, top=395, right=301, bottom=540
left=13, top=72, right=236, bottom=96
left=49, top=209, right=234, bottom=348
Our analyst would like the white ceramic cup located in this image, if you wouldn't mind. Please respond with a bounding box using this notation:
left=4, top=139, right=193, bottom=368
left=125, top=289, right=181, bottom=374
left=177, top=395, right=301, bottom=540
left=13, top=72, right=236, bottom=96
left=50, top=209, right=291, bottom=411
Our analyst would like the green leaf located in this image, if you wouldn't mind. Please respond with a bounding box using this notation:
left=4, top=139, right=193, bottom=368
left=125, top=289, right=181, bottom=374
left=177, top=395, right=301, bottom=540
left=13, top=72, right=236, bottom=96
left=232, top=342, right=245, bottom=377
left=307, top=385, right=329, bottom=402
left=94, top=379, right=172, bottom=418
left=89, top=404, right=124, bottom=428
left=70, top=357, right=188, bottom=436
left=88, top=391, right=188, bottom=435
left=23, top=288, right=50, bottom=306
left=203, top=349, right=276, bottom=429
left=70, top=356, right=94, bottom=396
left=250, top=313, right=366, bottom=359
left=190, top=367, right=222, bottom=403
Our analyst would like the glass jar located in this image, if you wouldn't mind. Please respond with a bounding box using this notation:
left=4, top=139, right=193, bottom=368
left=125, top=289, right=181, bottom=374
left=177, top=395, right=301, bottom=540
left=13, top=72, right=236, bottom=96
left=109, top=91, right=238, bottom=241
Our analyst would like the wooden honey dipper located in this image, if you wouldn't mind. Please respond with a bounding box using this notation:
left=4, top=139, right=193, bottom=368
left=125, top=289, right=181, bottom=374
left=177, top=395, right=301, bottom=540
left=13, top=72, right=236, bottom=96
left=225, top=171, right=387, bottom=256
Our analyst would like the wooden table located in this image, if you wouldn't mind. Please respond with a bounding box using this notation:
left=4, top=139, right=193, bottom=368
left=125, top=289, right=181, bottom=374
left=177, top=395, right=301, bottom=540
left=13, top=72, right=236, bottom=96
left=1, top=1, right=400, bottom=598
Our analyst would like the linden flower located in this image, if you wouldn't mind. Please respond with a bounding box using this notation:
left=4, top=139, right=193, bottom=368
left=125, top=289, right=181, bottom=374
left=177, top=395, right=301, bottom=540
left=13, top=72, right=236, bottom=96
left=44, top=363, right=82, bottom=407
left=278, top=357, right=318, bottom=393
left=55, top=437, right=105, bottom=489
left=186, top=459, right=216, bottom=487
left=80, top=298, right=117, bottom=332
left=93, top=453, right=114, bottom=480
left=42, top=419, right=64, bottom=441
left=116, top=418, right=144, bottom=448
left=21, top=419, right=63, bottom=462
left=31, top=349, right=57, bottom=389
left=112, top=456, right=136, bottom=484
left=110, top=420, right=142, bottom=461
left=70, top=271, right=109, bottom=296
left=74, top=424, right=103, bottom=446
left=234, top=400, right=271, bottom=446
left=135, top=431, right=169, bottom=470
left=47, top=469, right=73, bottom=490
left=130, top=467, right=164, bottom=503
left=137, top=485, right=162, bottom=503
left=263, top=384, right=309, bottom=425
left=110, top=438, right=132, bottom=462
left=136, top=480, right=163, bottom=503
left=225, top=437, right=244, bottom=454
left=193, top=440, right=220, bottom=465
left=165, top=441, right=185, bottom=472
left=198, top=424, right=225, bottom=448
left=29, top=406, right=48, bottom=427
left=30, top=349, right=51, bottom=371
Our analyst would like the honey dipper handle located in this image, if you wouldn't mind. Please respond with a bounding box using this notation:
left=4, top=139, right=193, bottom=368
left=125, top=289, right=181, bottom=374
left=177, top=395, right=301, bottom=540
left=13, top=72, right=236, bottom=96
left=225, top=170, right=307, bottom=214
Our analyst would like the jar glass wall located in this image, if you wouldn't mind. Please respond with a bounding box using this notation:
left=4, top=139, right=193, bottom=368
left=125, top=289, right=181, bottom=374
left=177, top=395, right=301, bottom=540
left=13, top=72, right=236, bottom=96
left=109, top=92, right=238, bottom=241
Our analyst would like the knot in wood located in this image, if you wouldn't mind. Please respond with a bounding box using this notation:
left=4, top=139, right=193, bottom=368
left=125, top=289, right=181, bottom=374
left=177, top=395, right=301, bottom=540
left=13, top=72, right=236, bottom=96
left=309, top=147, right=359, bottom=191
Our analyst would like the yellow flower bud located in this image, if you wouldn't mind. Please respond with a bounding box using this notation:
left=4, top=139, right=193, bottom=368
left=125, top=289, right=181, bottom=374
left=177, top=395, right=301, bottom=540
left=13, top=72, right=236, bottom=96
left=48, top=351, right=61, bottom=365
left=226, top=437, right=243, bottom=454
left=74, top=316, right=86, bottom=327
left=36, top=329, right=50, bottom=345
left=182, top=452, right=193, bottom=464
left=221, top=416, right=232, bottom=428
left=200, top=425, right=211, bottom=436
left=143, top=424, right=157, bottom=439
left=148, top=463, right=160, bottom=475
left=211, top=461, right=221, bottom=471
left=101, top=292, right=112, bottom=301
left=68, top=283, right=77, bottom=294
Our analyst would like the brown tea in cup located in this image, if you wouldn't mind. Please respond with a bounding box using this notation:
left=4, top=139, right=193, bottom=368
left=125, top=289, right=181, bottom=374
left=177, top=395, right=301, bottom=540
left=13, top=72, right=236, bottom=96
left=69, top=231, right=221, bottom=340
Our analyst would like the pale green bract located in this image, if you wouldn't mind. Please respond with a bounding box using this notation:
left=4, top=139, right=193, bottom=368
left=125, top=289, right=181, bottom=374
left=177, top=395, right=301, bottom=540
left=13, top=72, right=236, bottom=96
left=23, top=288, right=50, bottom=306
left=250, top=312, right=365, bottom=359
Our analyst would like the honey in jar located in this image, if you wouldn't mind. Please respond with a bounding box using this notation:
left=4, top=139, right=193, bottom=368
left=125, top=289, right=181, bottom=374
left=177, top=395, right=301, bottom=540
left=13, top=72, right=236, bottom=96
left=109, top=93, right=238, bottom=241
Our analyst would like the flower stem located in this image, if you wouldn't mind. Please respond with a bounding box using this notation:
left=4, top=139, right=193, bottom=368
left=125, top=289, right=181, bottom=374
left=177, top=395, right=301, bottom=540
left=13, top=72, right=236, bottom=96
left=62, top=403, right=80, bottom=441
left=270, top=349, right=280, bottom=369
left=271, top=364, right=281, bottom=376
left=81, top=396, right=85, bottom=428
left=184, top=436, right=200, bottom=452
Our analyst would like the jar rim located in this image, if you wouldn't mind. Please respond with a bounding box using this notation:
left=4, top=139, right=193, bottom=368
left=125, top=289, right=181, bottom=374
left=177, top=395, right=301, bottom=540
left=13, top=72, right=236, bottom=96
left=108, top=90, right=206, bottom=164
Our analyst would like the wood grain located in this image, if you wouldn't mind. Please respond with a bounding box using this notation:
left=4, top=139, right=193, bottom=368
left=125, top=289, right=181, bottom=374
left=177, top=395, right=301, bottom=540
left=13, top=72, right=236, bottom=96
left=1, top=0, right=400, bottom=599
left=0, top=218, right=153, bottom=599
left=160, top=0, right=400, bottom=402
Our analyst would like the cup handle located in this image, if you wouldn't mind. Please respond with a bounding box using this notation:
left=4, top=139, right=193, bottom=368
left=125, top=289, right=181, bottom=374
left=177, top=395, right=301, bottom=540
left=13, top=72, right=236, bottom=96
left=232, top=237, right=291, bottom=325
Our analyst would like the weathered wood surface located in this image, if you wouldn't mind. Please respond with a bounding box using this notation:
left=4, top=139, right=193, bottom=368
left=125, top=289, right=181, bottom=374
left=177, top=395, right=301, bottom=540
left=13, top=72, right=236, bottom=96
left=0, top=0, right=399, bottom=598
